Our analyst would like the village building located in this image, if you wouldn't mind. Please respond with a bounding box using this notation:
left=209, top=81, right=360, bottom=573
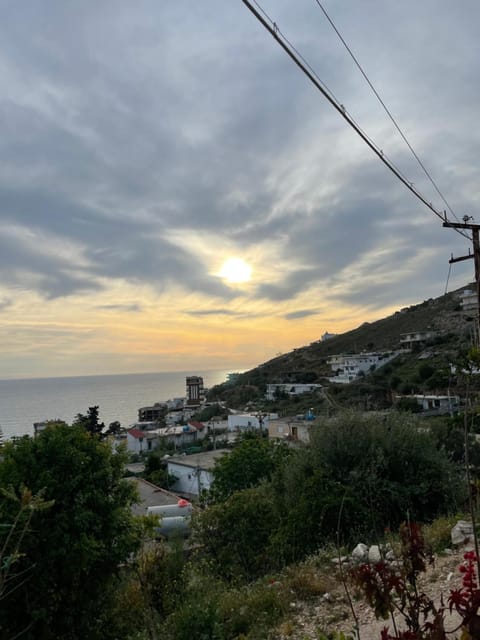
left=126, top=421, right=206, bottom=454
left=460, top=288, right=478, bottom=319
left=227, top=412, right=274, bottom=432
left=265, top=383, right=322, bottom=400
left=127, top=476, right=179, bottom=516
left=268, top=415, right=315, bottom=444
left=328, top=351, right=398, bottom=384
left=137, top=402, right=167, bottom=423
left=395, top=394, right=459, bottom=416
left=399, top=330, right=437, bottom=350
left=167, top=449, right=229, bottom=497
left=321, top=331, right=337, bottom=341
left=185, top=375, right=205, bottom=408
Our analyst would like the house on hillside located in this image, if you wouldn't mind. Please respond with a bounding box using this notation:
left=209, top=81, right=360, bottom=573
left=268, top=416, right=316, bottom=444
left=185, top=376, right=205, bottom=408
left=328, top=351, right=398, bottom=384
left=126, top=422, right=205, bottom=454
left=265, top=383, right=322, bottom=400
left=399, top=330, right=436, bottom=350
left=321, top=331, right=337, bottom=341
left=167, top=449, right=229, bottom=497
left=127, top=477, right=179, bottom=516
left=138, top=402, right=167, bottom=423
left=394, top=394, right=459, bottom=416
left=460, top=289, right=478, bottom=316
left=227, top=413, right=272, bottom=431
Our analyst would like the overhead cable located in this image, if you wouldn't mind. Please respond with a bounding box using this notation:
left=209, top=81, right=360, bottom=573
left=313, top=0, right=461, bottom=227
left=241, top=0, right=470, bottom=241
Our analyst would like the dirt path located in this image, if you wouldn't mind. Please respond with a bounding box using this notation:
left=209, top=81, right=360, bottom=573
left=275, top=545, right=471, bottom=639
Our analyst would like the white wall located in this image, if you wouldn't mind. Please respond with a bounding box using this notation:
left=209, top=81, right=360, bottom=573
left=168, top=462, right=213, bottom=496
left=227, top=414, right=269, bottom=431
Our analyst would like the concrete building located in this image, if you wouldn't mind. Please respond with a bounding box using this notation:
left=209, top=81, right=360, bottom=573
left=127, top=477, right=179, bottom=516
left=138, top=402, right=167, bottom=423
left=265, top=383, right=322, bottom=400
left=395, top=394, right=459, bottom=415
left=328, top=352, right=398, bottom=384
left=185, top=376, right=205, bottom=408
left=126, top=422, right=205, bottom=454
left=268, top=416, right=316, bottom=444
left=227, top=413, right=272, bottom=432
left=321, top=331, right=337, bottom=341
left=399, top=331, right=436, bottom=350
left=167, top=449, right=229, bottom=497
left=460, top=289, right=478, bottom=316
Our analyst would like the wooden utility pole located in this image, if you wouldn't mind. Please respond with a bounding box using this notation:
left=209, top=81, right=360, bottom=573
left=443, top=216, right=480, bottom=344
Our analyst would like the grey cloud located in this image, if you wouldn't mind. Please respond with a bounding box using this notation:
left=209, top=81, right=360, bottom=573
left=96, top=304, right=142, bottom=313
left=284, top=309, right=319, bottom=320
left=0, top=0, right=477, bottom=310
left=185, top=309, right=242, bottom=317
left=0, top=298, right=13, bottom=311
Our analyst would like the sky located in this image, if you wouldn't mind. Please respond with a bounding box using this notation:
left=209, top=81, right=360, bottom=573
left=1, top=0, right=480, bottom=379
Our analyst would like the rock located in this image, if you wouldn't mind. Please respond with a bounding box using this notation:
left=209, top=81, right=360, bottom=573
left=385, top=550, right=396, bottom=561
left=331, top=556, right=349, bottom=565
left=451, top=520, right=474, bottom=545
left=352, top=543, right=369, bottom=563
left=368, top=545, right=382, bottom=563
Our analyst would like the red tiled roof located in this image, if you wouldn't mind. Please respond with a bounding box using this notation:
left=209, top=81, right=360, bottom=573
left=188, top=420, right=205, bottom=430
left=128, top=428, right=145, bottom=439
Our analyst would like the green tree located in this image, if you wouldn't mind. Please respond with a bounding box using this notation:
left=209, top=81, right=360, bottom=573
left=72, top=405, right=105, bottom=437
left=193, top=484, right=279, bottom=580
left=208, top=434, right=288, bottom=503
left=144, top=451, right=177, bottom=489
left=266, top=412, right=464, bottom=563
left=0, top=424, right=140, bottom=639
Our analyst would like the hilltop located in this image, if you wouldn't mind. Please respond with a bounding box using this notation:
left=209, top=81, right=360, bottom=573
left=208, top=283, right=476, bottom=410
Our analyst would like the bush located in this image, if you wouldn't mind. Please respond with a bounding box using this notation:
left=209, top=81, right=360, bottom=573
left=422, top=514, right=461, bottom=552
left=273, top=412, right=464, bottom=549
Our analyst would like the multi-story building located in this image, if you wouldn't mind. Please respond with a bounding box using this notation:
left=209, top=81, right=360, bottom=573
left=328, top=351, right=398, bottom=384
left=185, top=376, right=205, bottom=408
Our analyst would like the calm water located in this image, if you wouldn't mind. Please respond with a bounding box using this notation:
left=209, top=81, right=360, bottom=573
left=0, top=370, right=231, bottom=440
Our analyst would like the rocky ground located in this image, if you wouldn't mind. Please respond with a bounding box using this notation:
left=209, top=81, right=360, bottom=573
left=274, top=543, right=473, bottom=640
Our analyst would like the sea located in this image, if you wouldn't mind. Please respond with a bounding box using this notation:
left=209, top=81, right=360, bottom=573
left=0, top=369, right=232, bottom=440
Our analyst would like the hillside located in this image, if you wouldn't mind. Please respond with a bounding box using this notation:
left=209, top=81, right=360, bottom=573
left=208, top=284, right=476, bottom=409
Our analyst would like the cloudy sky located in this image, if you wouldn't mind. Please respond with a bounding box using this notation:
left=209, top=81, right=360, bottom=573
left=1, top=0, right=479, bottom=379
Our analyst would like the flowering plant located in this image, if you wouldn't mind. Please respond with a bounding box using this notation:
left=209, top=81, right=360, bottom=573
left=351, top=524, right=480, bottom=639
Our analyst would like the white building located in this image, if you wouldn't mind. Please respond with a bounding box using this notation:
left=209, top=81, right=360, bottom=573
left=167, top=449, right=229, bottom=497
left=227, top=413, right=271, bottom=431
left=268, top=416, right=315, bottom=443
left=460, top=289, right=478, bottom=315
left=328, top=352, right=398, bottom=384
left=399, top=331, right=436, bottom=350
left=126, top=422, right=205, bottom=454
left=265, top=383, right=322, bottom=400
left=321, top=331, right=337, bottom=341
left=395, top=394, right=459, bottom=415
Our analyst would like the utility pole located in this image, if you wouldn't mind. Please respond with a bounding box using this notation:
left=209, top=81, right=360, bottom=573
left=443, top=215, right=480, bottom=345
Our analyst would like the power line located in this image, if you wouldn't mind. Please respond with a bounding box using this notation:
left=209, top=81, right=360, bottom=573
left=312, top=0, right=461, bottom=227
left=240, top=0, right=470, bottom=241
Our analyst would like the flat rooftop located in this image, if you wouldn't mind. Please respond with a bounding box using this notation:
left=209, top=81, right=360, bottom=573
left=168, top=448, right=229, bottom=470
left=127, top=477, right=180, bottom=516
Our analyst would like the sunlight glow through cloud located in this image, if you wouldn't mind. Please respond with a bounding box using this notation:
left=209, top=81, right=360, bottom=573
left=218, top=257, right=252, bottom=284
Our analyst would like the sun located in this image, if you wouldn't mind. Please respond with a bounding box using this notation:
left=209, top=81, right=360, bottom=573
left=218, top=257, right=252, bottom=283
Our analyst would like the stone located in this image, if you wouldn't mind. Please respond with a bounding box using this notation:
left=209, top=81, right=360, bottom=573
left=351, top=543, right=369, bottom=563
left=451, top=520, right=474, bottom=545
left=368, top=545, right=382, bottom=563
